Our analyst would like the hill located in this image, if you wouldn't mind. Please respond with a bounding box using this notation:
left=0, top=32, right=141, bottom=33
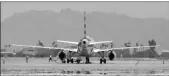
left=1, top=8, right=169, bottom=56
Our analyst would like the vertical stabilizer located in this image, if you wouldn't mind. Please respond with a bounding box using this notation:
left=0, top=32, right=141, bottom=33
left=84, top=11, right=87, bottom=37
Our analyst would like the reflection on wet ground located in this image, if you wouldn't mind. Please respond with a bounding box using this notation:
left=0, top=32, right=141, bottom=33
left=1, top=67, right=169, bottom=75
left=1, top=58, right=169, bottom=75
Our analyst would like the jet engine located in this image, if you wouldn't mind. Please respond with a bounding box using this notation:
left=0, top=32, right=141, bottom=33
left=58, top=51, right=67, bottom=60
left=108, top=51, right=116, bottom=60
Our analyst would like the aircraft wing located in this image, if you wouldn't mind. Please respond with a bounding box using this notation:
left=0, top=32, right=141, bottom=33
left=89, top=41, right=113, bottom=45
left=57, top=40, right=78, bottom=44
left=11, top=44, right=78, bottom=52
left=1, top=52, right=16, bottom=54
left=93, top=45, right=160, bottom=52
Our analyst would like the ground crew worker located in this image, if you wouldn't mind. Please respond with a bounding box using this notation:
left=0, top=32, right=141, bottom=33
left=2, top=54, right=6, bottom=64
left=120, top=54, right=123, bottom=59
left=2, top=58, right=5, bottom=64
left=49, top=54, right=52, bottom=62
left=26, top=55, right=28, bottom=63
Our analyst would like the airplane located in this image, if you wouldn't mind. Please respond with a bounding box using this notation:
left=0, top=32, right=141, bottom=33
left=11, top=11, right=160, bottom=64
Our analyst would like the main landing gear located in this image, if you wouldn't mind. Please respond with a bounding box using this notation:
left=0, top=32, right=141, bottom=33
left=75, top=58, right=81, bottom=64
left=67, top=58, right=74, bottom=63
left=100, top=57, right=106, bottom=64
left=62, top=59, right=66, bottom=63
left=67, top=57, right=82, bottom=64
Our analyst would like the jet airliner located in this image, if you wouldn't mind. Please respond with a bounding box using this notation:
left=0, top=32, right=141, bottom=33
left=11, top=11, right=160, bottom=64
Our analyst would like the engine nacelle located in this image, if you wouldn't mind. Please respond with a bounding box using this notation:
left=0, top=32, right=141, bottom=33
left=58, top=51, right=67, bottom=60
left=108, top=51, right=116, bottom=60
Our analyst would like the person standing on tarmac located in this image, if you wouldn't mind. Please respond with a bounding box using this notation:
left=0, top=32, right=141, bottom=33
left=2, top=56, right=6, bottom=64
left=49, top=54, right=52, bottom=62
left=26, top=55, right=28, bottom=63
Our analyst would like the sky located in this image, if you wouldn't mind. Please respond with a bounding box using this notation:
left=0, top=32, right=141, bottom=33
left=1, top=1, right=169, bottom=21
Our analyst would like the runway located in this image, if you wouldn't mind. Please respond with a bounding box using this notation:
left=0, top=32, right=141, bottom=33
left=1, top=57, right=169, bottom=76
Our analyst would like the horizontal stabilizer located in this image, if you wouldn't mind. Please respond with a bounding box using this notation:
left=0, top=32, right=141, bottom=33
left=57, top=40, right=78, bottom=44
left=1, top=52, right=16, bottom=54
left=89, top=41, right=113, bottom=45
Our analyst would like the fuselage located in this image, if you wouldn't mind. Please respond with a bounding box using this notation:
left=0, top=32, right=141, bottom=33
left=77, top=36, right=95, bottom=57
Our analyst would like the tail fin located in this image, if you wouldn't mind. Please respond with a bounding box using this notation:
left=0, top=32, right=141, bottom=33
left=84, top=11, right=86, bottom=37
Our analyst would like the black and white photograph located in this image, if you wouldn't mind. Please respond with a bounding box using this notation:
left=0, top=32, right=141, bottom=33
left=1, top=1, right=169, bottom=76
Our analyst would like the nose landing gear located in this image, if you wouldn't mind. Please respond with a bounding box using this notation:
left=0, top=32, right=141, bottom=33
left=85, top=57, right=91, bottom=64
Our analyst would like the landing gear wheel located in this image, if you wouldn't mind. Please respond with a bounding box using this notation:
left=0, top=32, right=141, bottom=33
left=100, top=59, right=102, bottom=64
left=103, top=59, right=106, bottom=64
left=67, top=58, right=70, bottom=63
left=85, top=57, right=91, bottom=64
left=62, top=59, right=66, bottom=63
left=70, top=58, right=74, bottom=63
left=67, top=58, right=74, bottom=63
left=76, top=59, right=81, bottom=64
